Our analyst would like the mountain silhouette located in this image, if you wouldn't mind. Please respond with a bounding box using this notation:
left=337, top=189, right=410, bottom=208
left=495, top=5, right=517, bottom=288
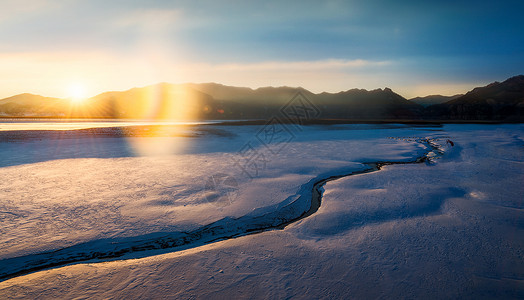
left=86, top=83, right=217, bottom=120
left=1, top=75, right=523, bottom=122
left=409, top=94, right=462, bottom=107
left=313, top=88, right=422, bottom=119
left=425, top=75, right=524, bottom=121
left=0, top=93, right=68, bottom=117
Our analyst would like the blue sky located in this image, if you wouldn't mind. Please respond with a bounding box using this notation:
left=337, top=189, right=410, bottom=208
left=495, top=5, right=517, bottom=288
left=1, top=0, right=523, bottom=98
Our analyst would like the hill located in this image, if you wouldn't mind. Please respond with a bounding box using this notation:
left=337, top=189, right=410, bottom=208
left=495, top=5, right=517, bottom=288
left=0, top=93, right=69, bottom=117
left=314, top=88, right=422, bottom=119
left=409, top=94, right=462, bottom=107
left=425, top=75, right=524, bottom=121
left=1, top=75, right=523, bottom=122
left=81, top=83, right=422, bottom=120
left=86, top=83, right=218, bottom=120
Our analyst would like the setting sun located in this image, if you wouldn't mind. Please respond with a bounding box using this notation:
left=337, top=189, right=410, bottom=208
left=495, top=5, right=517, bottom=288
left=67, top=83, right=88, bottom=102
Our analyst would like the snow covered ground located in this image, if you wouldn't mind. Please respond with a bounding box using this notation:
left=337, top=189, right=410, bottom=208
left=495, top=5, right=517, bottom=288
left=0, top=123, right=522, bottom=298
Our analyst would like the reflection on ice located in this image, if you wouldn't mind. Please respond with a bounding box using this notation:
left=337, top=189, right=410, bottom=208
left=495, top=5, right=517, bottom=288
left=0, top=119, right=216, bottom=131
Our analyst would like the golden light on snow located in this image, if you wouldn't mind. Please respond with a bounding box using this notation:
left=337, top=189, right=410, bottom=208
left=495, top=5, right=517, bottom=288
left=123, top=84, right=208, bottom=156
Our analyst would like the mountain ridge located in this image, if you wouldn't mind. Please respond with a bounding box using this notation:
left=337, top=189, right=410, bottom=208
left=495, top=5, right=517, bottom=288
left=409, top=94, right=463, bottom=107
left=424, top=75, right=524, bottom=121
left=1, top=75, right=523, bottom=121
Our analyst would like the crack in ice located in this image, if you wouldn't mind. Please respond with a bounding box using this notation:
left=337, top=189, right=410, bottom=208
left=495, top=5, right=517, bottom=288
left=0, top=139, right=446, bottom=282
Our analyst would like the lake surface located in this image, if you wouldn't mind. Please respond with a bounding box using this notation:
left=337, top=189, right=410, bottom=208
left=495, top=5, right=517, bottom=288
left=0, top=119, right=217, bottom=131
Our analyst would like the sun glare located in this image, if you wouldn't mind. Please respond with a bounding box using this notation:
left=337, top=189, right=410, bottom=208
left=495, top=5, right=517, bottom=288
left=67, top=83, right=88, bottom=102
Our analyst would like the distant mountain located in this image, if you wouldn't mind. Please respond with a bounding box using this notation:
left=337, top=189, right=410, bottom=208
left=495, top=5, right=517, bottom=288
left=187, top=83, right=317, bottom=119
left=89, top=82, right=420, bottom=120
left=1, top=75, right=523, bottom=122
left=185, top=84, right=422, bottom=119
left=409, top=94, right=462, bottom=107
left=314, top=88, right=422, bottom=119
left=0, top=93, right=69, bottom=117
left=86, top=83, right=218, bottom=120
left=0, top=93, right=61, bottom=106
left=425, top=75, right=524, bottom=121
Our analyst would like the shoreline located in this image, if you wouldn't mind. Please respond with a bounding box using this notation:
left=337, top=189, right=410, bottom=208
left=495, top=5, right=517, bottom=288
left=0, top=117, right=520, bottom=125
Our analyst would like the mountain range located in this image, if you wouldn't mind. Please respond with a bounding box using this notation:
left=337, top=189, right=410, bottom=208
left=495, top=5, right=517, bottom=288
left=1, top=75, right=523, bottom=122
left=408, top=94, right=463, bottom=107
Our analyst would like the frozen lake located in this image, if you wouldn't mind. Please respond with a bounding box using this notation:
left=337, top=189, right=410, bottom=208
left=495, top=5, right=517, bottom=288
left=0, top=122, right=522, bottom=298
left=0, top=119, right=218, bottom=131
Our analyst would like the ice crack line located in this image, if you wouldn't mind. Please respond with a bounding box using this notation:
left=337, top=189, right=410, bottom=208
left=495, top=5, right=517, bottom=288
left=0, top=138, right=445, bottom=282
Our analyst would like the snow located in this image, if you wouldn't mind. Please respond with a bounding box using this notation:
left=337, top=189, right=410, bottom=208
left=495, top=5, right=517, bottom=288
left=0, top=123, right=523, bottom=298
left=0, top=124, right=425, bottom=260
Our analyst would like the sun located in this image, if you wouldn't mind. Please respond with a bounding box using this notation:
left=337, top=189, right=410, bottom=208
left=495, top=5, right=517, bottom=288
left=67, top=83, right=88, bottom=102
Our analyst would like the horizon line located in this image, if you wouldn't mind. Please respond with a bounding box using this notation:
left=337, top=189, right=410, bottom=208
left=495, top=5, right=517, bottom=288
left=0, top=79, right=491, bottom=101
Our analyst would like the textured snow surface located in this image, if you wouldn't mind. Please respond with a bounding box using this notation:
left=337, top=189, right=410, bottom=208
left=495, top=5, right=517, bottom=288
left=0, top=123, right=523, bottom=299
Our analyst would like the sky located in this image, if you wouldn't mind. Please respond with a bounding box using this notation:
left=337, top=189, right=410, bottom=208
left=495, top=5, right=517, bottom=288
left=1, top=0, right=523, bottom=99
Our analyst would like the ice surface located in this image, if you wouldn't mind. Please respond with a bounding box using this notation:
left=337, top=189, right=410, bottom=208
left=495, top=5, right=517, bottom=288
left=0, top=123, right=522, bottom=298
left=0, top=124, right=429, bottom=260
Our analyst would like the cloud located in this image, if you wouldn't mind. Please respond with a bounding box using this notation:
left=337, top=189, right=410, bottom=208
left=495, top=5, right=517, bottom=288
left=111, top=9, right=181, bottom=32
left=0, top=50, right=396, bottom=98
left=0, top=50, right=504, bottom=100
left=0, top=0, right=58, bottom=23
left=208, top=59, right=391, bottom=71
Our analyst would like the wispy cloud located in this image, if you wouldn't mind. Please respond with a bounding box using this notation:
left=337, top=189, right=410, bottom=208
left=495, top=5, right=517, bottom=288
left=0, top=0, right=58, bottom=23
left=1, top=0, right=522, bottom=98
left=111, top=9, right=181, bottom=32
left=0, top=50, right=396, bottom=98
left=208, top=59, right=391, bottom=71
left=0, top=50, right=482, bottom=99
